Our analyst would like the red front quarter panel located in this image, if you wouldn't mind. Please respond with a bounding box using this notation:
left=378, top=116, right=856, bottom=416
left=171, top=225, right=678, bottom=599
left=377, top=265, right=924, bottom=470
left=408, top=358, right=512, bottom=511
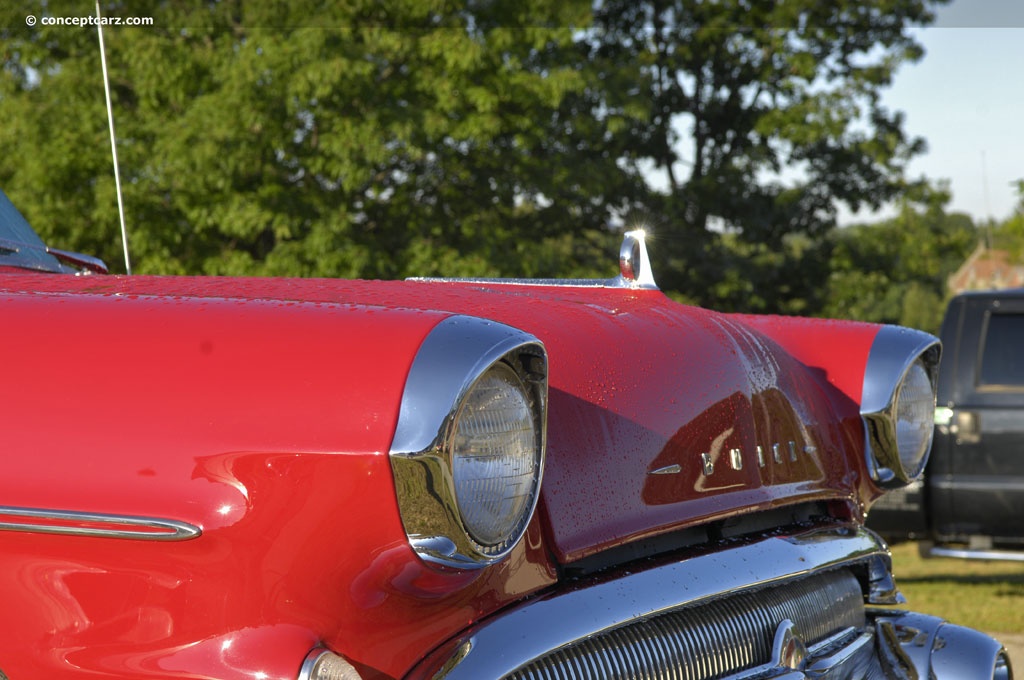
left=0, top=281, right=559, bottom=679
left=0, top=289, right=423, bottom=525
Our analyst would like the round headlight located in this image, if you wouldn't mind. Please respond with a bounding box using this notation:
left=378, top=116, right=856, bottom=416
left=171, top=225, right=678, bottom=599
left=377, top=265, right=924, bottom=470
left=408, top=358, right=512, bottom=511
left=452, top=362, right=541, bottom=555
left=860, top=326, right=940, bottom=489
left=389, top=316, right=547, bottom=568
left=894, top=359, right=935, bottom=478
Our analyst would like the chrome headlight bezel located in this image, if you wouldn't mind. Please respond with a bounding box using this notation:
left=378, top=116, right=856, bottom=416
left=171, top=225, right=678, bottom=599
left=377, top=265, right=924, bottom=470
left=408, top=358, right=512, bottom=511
left=861, top=326, right=941, bottom=489
left=389, top=315, right=547, bottom=569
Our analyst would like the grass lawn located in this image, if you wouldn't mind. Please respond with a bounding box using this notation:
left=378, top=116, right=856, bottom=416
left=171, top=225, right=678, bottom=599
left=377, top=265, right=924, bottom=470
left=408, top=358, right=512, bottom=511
left=888, top=541, right=1024, bottom=634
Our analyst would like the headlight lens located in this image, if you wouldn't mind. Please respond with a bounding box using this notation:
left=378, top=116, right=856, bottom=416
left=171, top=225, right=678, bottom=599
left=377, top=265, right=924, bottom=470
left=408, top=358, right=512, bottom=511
left=860, top=326, right=940, bottom=489
left=453, top=362, right=541, bottom=554
left=894, top=359, right=935, bottom=478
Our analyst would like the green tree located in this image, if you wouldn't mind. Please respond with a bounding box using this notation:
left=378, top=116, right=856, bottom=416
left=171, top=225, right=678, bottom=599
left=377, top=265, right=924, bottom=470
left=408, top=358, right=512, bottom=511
left=2, top=0, right=947, bottom=302
left=988, top=179, right=1024, bottom=258
left=573, top=0, right=947, bottom=310
left=823, top=184, right=977, bottom=332
left=1, top=0, right=616, bottom=277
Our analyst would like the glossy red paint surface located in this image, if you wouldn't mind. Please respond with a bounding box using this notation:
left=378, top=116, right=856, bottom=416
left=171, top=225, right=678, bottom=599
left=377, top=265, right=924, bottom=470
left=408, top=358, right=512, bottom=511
left=733, top=314, right=885, bottom=508
left=0, top=273, right=881, bottom=678
left=733, top=314, right=879, bottom=407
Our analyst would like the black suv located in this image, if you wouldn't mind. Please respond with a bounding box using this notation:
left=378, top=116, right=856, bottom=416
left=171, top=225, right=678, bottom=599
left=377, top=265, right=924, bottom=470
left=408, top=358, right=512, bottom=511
left=870, top=288, right=1024, bottom=559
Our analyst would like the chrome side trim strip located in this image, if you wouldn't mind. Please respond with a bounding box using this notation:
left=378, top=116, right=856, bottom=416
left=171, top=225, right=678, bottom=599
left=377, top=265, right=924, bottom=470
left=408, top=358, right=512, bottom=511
left=408, top=525, right=894, bottom=679
left=407, top=276, right=623, bottom=287
left=407, top=230, right=660, bottom=291
left=0, top=505, right=201, bottom=541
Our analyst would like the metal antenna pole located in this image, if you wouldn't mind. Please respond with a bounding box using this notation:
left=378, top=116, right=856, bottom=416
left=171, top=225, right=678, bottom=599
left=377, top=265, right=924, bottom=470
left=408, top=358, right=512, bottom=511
left=96, top=1, right=132, bottom=274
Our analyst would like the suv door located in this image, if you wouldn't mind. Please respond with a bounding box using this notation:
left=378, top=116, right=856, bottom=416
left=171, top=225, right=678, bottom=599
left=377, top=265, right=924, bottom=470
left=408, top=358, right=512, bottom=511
left=939, top=294, right=1024, bottom=545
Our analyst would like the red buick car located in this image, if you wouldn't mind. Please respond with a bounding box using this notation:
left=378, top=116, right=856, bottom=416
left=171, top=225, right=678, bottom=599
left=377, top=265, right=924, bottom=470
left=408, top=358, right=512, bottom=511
left=0, top=189, right=1010, bottom=679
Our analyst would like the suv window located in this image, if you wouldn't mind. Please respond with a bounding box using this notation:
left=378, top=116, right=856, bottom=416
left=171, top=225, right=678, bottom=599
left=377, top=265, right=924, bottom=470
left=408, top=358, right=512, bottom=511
left=978, top=312, right=1024, bottom=388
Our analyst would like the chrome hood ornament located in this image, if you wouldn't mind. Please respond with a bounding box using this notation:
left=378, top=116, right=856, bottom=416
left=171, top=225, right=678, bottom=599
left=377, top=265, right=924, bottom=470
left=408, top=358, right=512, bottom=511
left=616, top=229, right=657, bottom=289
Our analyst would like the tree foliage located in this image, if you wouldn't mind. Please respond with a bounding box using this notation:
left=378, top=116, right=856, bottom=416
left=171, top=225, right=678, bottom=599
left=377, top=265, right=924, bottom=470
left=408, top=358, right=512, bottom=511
left=575, top=0, right=946, bottom=309
left=1, top=0, right=950, bottom=314
left=823, top=185, right=977, bottom=333
left=988, top=180, right=1024, bottom=258
left=2, top=0, right=615, bottom=277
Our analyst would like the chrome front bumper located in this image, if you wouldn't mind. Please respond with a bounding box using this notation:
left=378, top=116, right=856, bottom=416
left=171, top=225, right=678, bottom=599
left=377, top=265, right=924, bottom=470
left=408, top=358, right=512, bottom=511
left=873, top=610, right=1010, bottom=679
left=407, top=526, right=1011, bottom=679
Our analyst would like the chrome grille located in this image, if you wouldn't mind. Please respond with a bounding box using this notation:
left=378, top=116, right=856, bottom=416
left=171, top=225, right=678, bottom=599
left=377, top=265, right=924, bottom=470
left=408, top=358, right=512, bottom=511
left=506, top=569, right=865, bottom=680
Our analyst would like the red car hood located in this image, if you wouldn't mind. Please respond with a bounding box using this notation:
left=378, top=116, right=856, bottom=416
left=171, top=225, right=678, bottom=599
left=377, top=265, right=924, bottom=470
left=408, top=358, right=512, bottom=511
left=0, top=274, right=878, bottom=565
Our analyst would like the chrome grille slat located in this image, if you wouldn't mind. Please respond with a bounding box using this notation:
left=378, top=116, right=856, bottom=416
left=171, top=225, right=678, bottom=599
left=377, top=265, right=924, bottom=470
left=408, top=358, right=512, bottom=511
left=507, top=569, right=865, bottom=680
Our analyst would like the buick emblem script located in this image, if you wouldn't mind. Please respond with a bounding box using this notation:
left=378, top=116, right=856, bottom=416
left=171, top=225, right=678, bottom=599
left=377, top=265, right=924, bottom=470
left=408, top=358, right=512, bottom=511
left=649, top=440, right=816, bottom=477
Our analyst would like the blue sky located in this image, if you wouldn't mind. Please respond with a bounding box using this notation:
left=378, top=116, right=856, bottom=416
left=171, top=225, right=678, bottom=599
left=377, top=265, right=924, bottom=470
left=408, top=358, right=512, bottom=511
left=867, top=0, right=1024, bottom=223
